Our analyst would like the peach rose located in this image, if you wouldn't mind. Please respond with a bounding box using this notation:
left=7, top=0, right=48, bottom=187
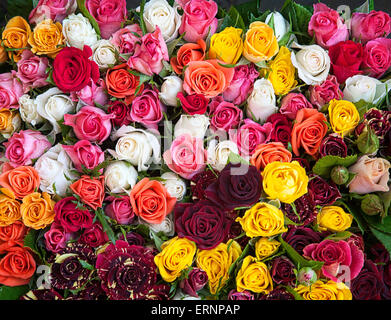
left=183, top=59, right=234, bottom=99
left=348, top=155, right=390, bottom=194
left=170, top=39, right=206, bottom=75
left=21, top=192, right=55, bottom=230
left=0, top=166, right=40, bottom=200
left=70, top=175, right=105, bottom=211
left=250, top=142, right=292, bottom=171
left=0, top=189, right=21, bottom=227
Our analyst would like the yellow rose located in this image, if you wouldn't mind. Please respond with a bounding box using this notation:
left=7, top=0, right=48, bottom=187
left=267, top=46, right=297, bottom=95
left=317, top=206, right=353, bottom=232
left=328, top=99, right=360, bottom=137
left=255, top=237, right=281, bottom=260
left=236, top=256, right=273, bottom=294
left=0, top=108, right=21, bottom=139
left=0, top=188, right=21, bottom=227
left=196, top=240, right=242, bottom=294
left=209, top=27, right=243, bottom=65
left=21, top=192, right=55, bottom=230
left=236, top=202, right=287, bottom=238
left=262, top=161, right=309, bottom=204
left=295, top=280, right=352, bottom=300
left=2, top=16, right=32, bottom=62
left=28, top=19, right=65, bottom=58
left=243, top=21, right=279, bottom=63
left=0, top=44, right=7, bottom=63
left=154, top=236, right=196, bottom=283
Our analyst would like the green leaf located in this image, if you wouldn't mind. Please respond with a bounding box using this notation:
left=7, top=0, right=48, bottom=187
left=139, top=0, right=147, bottom=35
left=95, top=208, right=116, bottom=244
left=233, top=0, right=261, bottom=26
left=227, top=152, right=250, bottom=166
left=0, top=285, right=29, bottom=300
left=76, top=0, right=101, bottom=37
left=150, top=230, right=164, bottom=251
left=353, top=0, right=374, bottom=13
left=281, top=0, right=313, bottom=44
left=354, top=99, right=374, bottom=118
left=325, top=231, right=353, bottom=241
left=335, top=200, right=367, bottom=234
left=281, top=285, right=304, bottom=300
left=364, top=215, right=391, bottom=235
left=312, top=155, right=358, bottom=178
left=79, top=260, right=95, bottom=270
left=370, top=227, right=391, bottom=257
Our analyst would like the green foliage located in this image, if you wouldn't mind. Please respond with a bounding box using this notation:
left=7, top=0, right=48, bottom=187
left=76, top=0, right=101, bottom=37
left=232, top=0, right=261, bottom=26
left=313, top=155, right=357, bottom=178
left=219, top=6, right=246, bottom=32
left=95, top=208, right=116, bottom=244
left=6, top=0, right=33, bottom=20
left=0, top=285, right=29, bottom=300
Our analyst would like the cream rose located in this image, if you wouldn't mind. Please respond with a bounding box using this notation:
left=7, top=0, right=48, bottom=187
left=246, top=78, right=277, bottom=123
left=62, top=13, right=98, bottom=50
left=147, top=214, right=175, bottom=236
left=207, top=139, right=239, bottom=171
left=265, top=12, right=289, bottom=42
left=91, top=39, right=118, bottom=70
left=160, top=172, right=187, bottom=200
left=19, top=94, right=44, bottom=127
left=174, top=114, right=210, bottom=139
left=159, top=75, right=183, bottom=106
left=104, top=160, right=138, bottom=193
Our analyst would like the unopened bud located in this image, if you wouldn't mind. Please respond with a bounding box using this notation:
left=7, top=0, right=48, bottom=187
left=330, top=165, right=349, bottom=185
left=361, top=194, right=384, bottom=216
left=297, top=267, right=317, bottom=286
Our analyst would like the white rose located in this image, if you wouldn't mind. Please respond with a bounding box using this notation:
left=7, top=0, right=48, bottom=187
left=36, top=88, right=76, bottom=134
left=174, top=114, right=210, bottom=139
left=147, top=214, right=175, bottom=235
left=246, top=78, right=277, bottom=123
left=207, top=139, right=239, bottom=171
left=109, top=126, right=161, bottom=171
left=143, top=0, right=182, bottom=42
left=104, top=161, right=138, bottom=193
left=34, top=144, right=77, bottom=197
left=291, top=42, right=330, bottom=85
left=19, top=94, right=44, bottom=126
left=62, top=13, right=98, bottom=49
left=159, top=76, right=183, bottom=106
left=265, top=12, right=289, bottom=42
left=91, top=39, right=117, bottom=70
left=160, top=172, right=186, bottom=200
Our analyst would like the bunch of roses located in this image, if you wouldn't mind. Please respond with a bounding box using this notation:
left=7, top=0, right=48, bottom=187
left=0, top=0, right=391, bottom=301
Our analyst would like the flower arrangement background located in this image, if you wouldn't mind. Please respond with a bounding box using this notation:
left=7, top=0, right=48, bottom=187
left=0, top=0, right=390, bottom=301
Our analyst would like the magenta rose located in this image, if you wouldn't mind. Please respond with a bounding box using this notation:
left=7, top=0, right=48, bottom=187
left=111, top=24, right=142, bottom=55
left=70, top=78, right=108, bottom=106
left=308, top=3, right=349, bottom=49
left=80, top=222, right=108, bottom=248
left=0, top=72, right=24, bottom=109
left=309, top=75, right=343, bottom=109
left=222, top=64, right=259, bottom=105
left=29, top=0, right=77, bottom=24
left=228, top=290, right=255, bottom=300
left=179, top=268, right=208, bottom=297
left=362, top=38, right=391, bottom=78
left=127, top=27, right=169, bottom=76
left=177, top=92, right=209, bottom=115
left=351, top=10, right=391, bottom=44
left=107, top=101, right=132, bottom=127
left=104, top=195, right=136, bottom=225
left=64, top=106, right=114, bottom=144
left=303, top=239, right=364, bottom=283
left=16, top=50, right=48, bottom=92
left=279, top=93, right=313, bottom=120
left=86, top=0, right=127, bottom=39
left=62, top=140, right=104, bottom=173
left=4, top=129, right=51, bottom=167
left=209, top=96, right=243, bottom=132
left=267, top=113, right=292, bottom=147
left=44, top=222, right=71, bottom=253
left=163, top=133, right=207, bottom=180
left=179, top=0, right=218, bottom=43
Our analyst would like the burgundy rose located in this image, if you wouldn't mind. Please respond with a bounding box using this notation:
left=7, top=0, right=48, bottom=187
left=292, top=157, right=311, bottom=171
left=179, top=268, right=208, bottom=297
left=226, top=220, right=250, bottom=249
left=307, top=174, right=341, bottom=206
left=267, top=113, right=292, bottom=147
left=369, top=243, right=389, bottom=263
left=209, top=96, right=243, bottom=132
left=351, top=259, right=384, bottom=300
left=382, top=262, right=391, bottom=299
left=228, top=290, right=254, bottom=300
left=282, top=226, right=324, bottom=255
left=177, top=92, right=209, bottom=115
left=108, top=100, right=132, bottom=127
left=347, top=234, right=365, bottom=253
left=319, top=134, right=348, bottom=157
left=70, top=280, right=107, bottom=300
left=190, top=169, right=218, bottom=200
left=79, top=222, right=108, bottom=248
left=259, top=287, right=294, bottom=300
left=356, top=108, right=391, bottom=142
left=282, top=194, right=317, bottom=226
left=104, top=195, right=136, bottom=225
left=145, top=284, right=170, bottom=300
left=118, top=231, right=145, bottom=246
left=21, top=289, right=63, bottom=300
left=271, top=256, right=296, bottom=286
left=309, top=75, right=343, bottom=109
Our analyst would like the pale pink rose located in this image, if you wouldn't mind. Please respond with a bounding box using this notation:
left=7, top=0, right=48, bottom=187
left=222, top=64, right=259, bottom=105
left=351, top=11, right=391, bottom=44
left=308, top=3, right=349, bottom=49
left=105, top=195, right=136, bottom=225
left=111, top=24, right=142, bottom=55
left=362, top=38, right=391, bottom=78
left=309, top=75, right=343, bottom=109
left=29, top=0, right=77, bottom=24
left=348, top=155, right=391, bottom=194
left=62, top=140, right=104, bottom=173
left=209, top=96, right=243, bottom=132
left=4, top=129, right=52, bottom=167
left=44, top=222, right=72, bottom=253
left=175, top=0, right=191, bottom=8
left=127, top=27, right=169, bottom=76
left=179, top=0, right=218, bottom=43
left=163, top=133, right=207, bottom=180
left=63, top=106, right=114, bottom=144
left=86, top=0, right=127, bottom=39
left=0, top=72, right=24, bottom=109
left=16, top=50, right=48, bottom=93
left=70, top=78, right=108, bottom=106
left=279, top=93, right=313, bottom=120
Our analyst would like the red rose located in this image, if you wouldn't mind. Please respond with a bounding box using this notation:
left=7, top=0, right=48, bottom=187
left=267, top=113, right=292, bottom=147
left=80, top=222, right=108, bottom=248
left=107, top=101, right=132, bottom=127
left=177, top=92, right=209, bottom=115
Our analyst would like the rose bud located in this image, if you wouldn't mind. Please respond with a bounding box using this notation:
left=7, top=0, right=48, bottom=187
left=297, top=267, right=317, bottom=286
left=357, top=127, right=380, bottom=154
left=179, top=268, right=208, bottom=297
left=159, top=76, right=183, bottom=107
left=361, top=194, right=384, bottom=216
left=330, top=165, right=349, bottom=185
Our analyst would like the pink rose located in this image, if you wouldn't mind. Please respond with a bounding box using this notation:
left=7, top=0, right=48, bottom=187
left=86, top=0, right=127, bottom=39
left=303, top=239, right=364, bottom=282
left=64, top=106, right=114, bottom=144
left=348, top=155, right=390, bottom=194
left=16, top=50, right=48, bottom=93
left=0, top=72, right=24, bottom=109
left=29, top=0, right=77, bottom=24
left=70, top=78, right=108, bottom=106
left=308, top=3, right=349, bottom=49
left=351, top=11, right=391, bottom=44
left=163, top=133, right=207, bottom=180
left=229, top=119, right=272, bottom=157
left=4, top=130, right=51, bottom=167
left=279, top=93, right=313, bottom=120
left=222, top=64, right=259, bottom=105
left=62, top=140, right=104, bottom=173
left=179, top=0, right=218, bottom=43
left=111, top=24, right=142, bottom=55
left=44, top=222, right=72, bottom=253
left=362, top=38, right=391, bottom=78
left=130, top=86, right=164, bottom=133
left=209, top=96, right=243, bottom=132
left=80, top=222, right=108, bottom=248
left=309, top=75, right=343, bottom=109
left=127, top=27, right=169, bottom=76
left=105, top=195, right=136, bottom=225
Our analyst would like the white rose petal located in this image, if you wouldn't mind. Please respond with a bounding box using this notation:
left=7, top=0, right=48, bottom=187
left=104, top=160, right=138, bottom=193
left=19, top=94, right=44, bottom=127
left=265, top=12, right=289, bottom=42
left=207, top=139, right=239, bottom=171
left=91, top=39, right=118, bottom=70
left=147, top=214, right=175, bottom=234
left=159, top=76, right=183, bottom=106
left=160, top=172, right=187, bottom=200
left=62, top=13, right=98, bottom=49
left=174, top=114, right=210, bottom=139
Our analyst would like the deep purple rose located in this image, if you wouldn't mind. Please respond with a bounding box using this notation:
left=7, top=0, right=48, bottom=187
left=271, top=256, right=296, bottom=286
left=282, top=194, right=318, bottom=226
left=259, top=287, right=294, bottom=300
left=319, top=134, right=348, bottom=157
left=267, top=113, right=292, bottom=147
left=179, top=268, right=208, bottom=297
left=307, top=174, right=341, bottom=206
left=282, top=226, right=324, bottom=255
left=351, top=259, right=384, bottom=300
left=228, top=290, right=255, bottom=300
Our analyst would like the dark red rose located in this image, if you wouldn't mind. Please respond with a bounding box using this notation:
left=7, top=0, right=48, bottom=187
left=329, top=40, right=364, bottom=83
left=271, top=256, right=296, bottom=286
left=228, top=290, right=255, bottom=300
left=145, top=284, right=170, bottom=300
left=20, top=289, right=63, bottom=300
left=205, top=163, right=262, bottom=211
left=53, top=46, right=99, bottom=92
left=282, top=194, right=318, bottom=226
left=369, top=242, right=389, bottom=263
left=282, top=226, right=325, bottom=255
left=319, top=134, right=348, bottom=157
left=79, top=222, right=108, bottom=248
left=356, top=108, right=391, bottom=142
left=177, top=92, right=209, bottom=115
left=292, top=157, right=311, bottom=171
left=226, top=220, right=250, bottom=249
left=351, top=259, right=384, bottom=300
left=267, top=113, right=292, bottom=147
left=382, top=262, right=391, bottom=299
left=69, top=280, right=107, bottom=300
left=107, top=100, right=132, bottom=127
left=307, top=174, right=341, bottom=206
left=259, top=287, right=294, bottom=300
left=179, top=268, right=208, bottom=297
left=190, top=169, right=218, bottom=200
left=118, top=232, right=145, bottom=246
left=347, top=234, right=365, bottom=253
left=175, top=200, right=231, bottom=250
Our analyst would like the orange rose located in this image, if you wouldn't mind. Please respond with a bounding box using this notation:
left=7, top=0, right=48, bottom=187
left=70, top=175, right=105, bottom=211
left=0, top=221, right=27, bottom=245
left=0, top=166, right=40, bottom=200
left=1, top=16, right=31, bottom=62
left=21, top=192, right=55, bottom=230
left=129, top=178, right=177, bottom=224
left=183, top=59, right=235, bottom=99
left=0, top=188, right=21, bottom=227
left=291, top=108, right=328, bottom=157
left=171, top=39, right=206, bottom=74
left=250, top=142, right=292, bottom=171
left=28, top=19, right=64, bottom=58
left=0, top=45, right=7, bottom=63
